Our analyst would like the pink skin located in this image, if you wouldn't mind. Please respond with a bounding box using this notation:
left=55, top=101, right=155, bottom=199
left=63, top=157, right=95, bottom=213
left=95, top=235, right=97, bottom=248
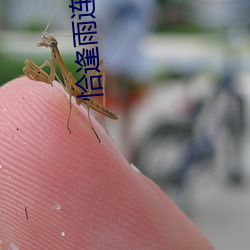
left=0, top=77, right=213, bottom=250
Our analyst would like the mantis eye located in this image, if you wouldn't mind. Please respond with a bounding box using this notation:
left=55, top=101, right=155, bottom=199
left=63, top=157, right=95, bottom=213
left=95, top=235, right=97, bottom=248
left=38, top=33, right=58, bottom=47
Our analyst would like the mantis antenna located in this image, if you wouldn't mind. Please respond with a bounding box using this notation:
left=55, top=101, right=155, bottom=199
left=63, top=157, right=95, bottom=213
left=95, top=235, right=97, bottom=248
left=44, top=0, right=63, bottom=33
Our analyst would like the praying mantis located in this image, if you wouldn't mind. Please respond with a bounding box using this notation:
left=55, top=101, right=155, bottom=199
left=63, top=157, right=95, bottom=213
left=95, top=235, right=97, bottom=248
left=23, top=32, right=118, bottom=142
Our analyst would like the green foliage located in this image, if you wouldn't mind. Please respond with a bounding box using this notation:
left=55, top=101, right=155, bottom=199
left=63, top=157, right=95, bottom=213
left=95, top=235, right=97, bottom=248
left=23, top=21, right=44, bottom=32
left=154, top=23, right=202, bottom=33
left=0, top=54, right=23, bottom=86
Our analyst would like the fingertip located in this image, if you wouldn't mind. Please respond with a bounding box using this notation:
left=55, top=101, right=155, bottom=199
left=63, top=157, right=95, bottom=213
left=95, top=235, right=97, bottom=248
left=0, top=77, right=213, bottom=249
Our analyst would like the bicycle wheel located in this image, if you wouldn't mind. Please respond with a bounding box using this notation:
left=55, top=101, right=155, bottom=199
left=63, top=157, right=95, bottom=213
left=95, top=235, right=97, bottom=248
left=132, top=122, right=192, bottom=189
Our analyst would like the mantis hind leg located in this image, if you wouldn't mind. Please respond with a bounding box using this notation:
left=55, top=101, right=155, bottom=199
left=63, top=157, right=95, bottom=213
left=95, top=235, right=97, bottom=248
left=87, top=106, right=101, bottom=143
left=67, top=86, right=73, bottom=134
left=66, top=93, right=101, bottom=143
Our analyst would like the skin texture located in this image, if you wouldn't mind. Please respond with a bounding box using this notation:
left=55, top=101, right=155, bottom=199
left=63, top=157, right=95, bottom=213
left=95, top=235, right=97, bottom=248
left=0, top=77, right=214, bottom=250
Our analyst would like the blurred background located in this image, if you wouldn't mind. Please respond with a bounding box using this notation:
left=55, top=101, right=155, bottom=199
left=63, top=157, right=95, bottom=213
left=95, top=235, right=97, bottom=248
left=1, top=0, right=250, bottom=249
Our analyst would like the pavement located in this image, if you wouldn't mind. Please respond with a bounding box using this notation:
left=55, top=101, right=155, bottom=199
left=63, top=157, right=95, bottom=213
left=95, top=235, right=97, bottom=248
left=192, top=177, right=250, bottom=250
left=186, top=119, right=250, bottom=250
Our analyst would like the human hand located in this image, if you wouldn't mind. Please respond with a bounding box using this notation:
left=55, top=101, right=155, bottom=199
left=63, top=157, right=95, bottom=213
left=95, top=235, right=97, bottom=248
left=0, top=77, right=213, bottom=249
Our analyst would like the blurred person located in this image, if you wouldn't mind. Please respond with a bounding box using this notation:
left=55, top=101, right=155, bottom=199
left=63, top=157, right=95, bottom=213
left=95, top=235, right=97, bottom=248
left=95, top=0, right=157, bottom=157
left=167, top=60, right=245, bottom=187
